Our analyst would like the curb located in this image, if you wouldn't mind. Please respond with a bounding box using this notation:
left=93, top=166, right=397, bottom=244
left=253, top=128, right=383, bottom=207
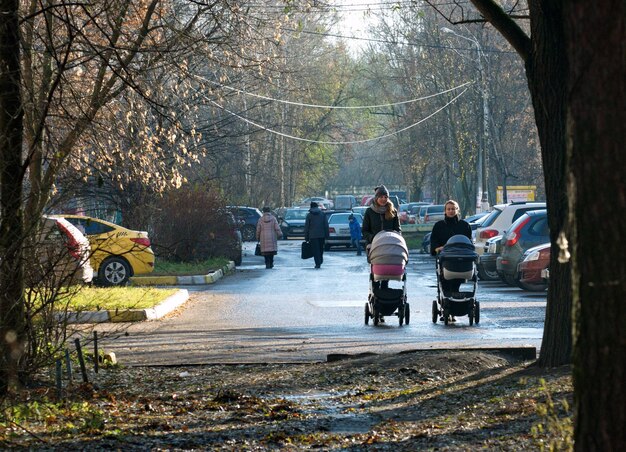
left=129, top=261, right=235, bottom=286
left=57, top=289, right=190, bottom=324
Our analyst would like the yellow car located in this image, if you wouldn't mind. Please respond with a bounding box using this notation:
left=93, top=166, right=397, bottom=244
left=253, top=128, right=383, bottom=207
left=54, top=215, right=155, bottom=286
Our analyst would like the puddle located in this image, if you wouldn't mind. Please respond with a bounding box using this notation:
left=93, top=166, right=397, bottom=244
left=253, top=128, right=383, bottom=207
left=279, top=391, right=377, bottom=434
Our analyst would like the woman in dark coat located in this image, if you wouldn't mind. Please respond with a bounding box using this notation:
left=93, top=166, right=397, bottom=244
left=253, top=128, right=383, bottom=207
left=430, top=199, right=472, bottom=256
left=430, top=200, right=472, bottom=319
left=362, top=185, right=401, bottom=293
left=361, top=185, right=401, bottom=245
left=304, top=202, right=329, bottom=269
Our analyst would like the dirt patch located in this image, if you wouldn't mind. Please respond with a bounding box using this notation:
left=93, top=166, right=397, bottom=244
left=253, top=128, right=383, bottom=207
left=1, top=350, right=573, bottom=450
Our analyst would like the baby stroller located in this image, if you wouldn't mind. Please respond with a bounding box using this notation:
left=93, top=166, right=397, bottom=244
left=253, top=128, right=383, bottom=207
left=365, top=231, right=410, bottom=326
left=432, top=234, right=480, bottom=325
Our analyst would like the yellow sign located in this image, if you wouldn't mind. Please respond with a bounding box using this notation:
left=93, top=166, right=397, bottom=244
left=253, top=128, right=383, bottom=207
left=496, top=186, right=536, bottom=204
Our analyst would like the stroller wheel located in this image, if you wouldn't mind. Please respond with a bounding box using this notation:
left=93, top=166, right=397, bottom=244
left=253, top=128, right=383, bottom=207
left=364, top=303, right=370, bottom=325
left=475, top=301, right=480, bottom=324
left=404, top=303, right=410, bottom=325
left=443, top=309, right=450, bottom=325
left=398, top=307, right=404, bottom=326
left=431, top=300, right=438, bottom=324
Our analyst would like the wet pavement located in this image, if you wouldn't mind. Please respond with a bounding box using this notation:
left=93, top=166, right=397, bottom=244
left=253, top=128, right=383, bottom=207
left=99, top=240, right=546, bottom=366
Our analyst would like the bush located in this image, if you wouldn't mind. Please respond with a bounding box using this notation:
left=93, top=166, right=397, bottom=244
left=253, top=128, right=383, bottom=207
left=151, top=186, right=235, bottom=262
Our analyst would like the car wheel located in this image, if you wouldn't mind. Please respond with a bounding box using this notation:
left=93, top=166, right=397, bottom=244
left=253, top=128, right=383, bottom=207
left=478, top=264, right=499, bottom=281
left=242, top=225, right=256, bottom=242
left=98, top=257, right=131, bottom=286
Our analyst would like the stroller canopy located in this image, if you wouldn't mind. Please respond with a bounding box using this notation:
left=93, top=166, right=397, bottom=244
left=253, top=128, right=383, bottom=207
left=369, top=231, right=409, bottom=265
left=440, top=234, right=477, bottom=258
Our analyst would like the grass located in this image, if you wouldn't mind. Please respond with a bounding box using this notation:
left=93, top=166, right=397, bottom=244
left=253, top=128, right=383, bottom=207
left=152, top=257, right=229, bottom=276
left=404, top=232, right=427, bottom=251
left=61, top=286, right=179, bottom=311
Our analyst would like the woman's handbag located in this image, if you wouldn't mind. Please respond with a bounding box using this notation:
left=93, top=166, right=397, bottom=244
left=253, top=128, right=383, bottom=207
left=301, top=241, right=313, bottom=259
left=254, top=242, right=262, bottom=256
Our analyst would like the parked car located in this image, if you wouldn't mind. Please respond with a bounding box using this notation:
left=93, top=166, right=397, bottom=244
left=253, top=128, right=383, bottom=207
left=351, top=206, right=369, bottom=217
left=279, top=208, right=309, bottom=239
left=55, top=215, right=154, bottom=286
left=398, top=204, right=411, bottom=224
left=464, top=211, right=490, bottom=241
left=28, top=216, right=94, bottom=286
left=228, top=206, right=262, bottom=241
left=360, top=195, right=374, bottom=206
left=497, top=209, right=550, bottom=286
left=477, top=235, right=503, bottom=281
left=422, top=204, right=445, bottom=224
left=414, top=205, right=429, bottom=224
left=474, top=201, right=547, bottom=255
left=300, top=197, right=333, bottom=210
left=325, top=212, right=364, bottom=250
left=333, top=195, right=358, bottom=211
left=518, top=242, right=550, bottom=291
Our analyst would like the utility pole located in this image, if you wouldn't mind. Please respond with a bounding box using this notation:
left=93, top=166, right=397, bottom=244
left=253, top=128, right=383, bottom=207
left=442, top=27, right=491, bottom=213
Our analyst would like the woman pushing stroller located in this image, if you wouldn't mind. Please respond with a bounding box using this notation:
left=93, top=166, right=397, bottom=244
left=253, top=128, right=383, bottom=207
left=430, top=200, right=472, bottom=321
left=362, top=185, right=401, bottom=289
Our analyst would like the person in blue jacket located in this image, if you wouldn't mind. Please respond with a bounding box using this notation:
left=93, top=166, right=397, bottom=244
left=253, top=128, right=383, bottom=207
left=348, top=214, right=363, bottom=256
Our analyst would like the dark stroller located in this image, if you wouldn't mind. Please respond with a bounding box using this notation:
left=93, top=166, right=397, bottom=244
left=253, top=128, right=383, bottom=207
left=365, top=231, right=410, bottom=326
left=432, top=234, right=480, bottom=325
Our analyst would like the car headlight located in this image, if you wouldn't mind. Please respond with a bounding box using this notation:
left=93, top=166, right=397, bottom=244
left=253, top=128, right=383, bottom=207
left=524, top=251, right=540, bottom=262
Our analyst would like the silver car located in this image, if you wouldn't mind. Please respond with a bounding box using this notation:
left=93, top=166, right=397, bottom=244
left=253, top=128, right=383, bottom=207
left=325, top=212, right=364, bottom=250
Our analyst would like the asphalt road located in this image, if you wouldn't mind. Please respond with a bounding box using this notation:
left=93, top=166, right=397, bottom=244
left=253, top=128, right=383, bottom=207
left=100, top=240, right=547, bottom=366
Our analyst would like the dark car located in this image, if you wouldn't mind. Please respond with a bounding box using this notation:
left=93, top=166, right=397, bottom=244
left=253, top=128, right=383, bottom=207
left=279, top=208, right=309, bottom=239
left=496, top=210, right=549, bottom=286
left=478, top=235, right=503, bottom=281
left=518, top=242, right=550, bottom=291
left=228, top=206, right=262, bottom=242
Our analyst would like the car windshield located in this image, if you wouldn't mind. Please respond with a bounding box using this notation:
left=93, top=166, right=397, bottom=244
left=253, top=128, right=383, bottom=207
left=329, top=213, right=362, bottom=224
left=284, top=209, right=308, bottom=220
left=479, top=208, right=502, bottom=228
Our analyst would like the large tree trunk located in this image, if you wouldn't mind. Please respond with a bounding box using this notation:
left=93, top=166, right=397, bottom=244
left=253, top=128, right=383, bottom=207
left=470, top=0, right=573, bottom=367
left=525, top=1, right=572, bottom=367
left=0, top=0, right=26, bottom=394
left=565, top=1, right=626, bottom=449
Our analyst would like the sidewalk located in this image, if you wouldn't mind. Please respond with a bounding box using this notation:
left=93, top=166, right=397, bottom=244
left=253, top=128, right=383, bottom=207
left=60, top=261, right=236, bottom=324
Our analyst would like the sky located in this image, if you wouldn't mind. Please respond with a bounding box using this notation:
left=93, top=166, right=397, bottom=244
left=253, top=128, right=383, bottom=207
left=330, top=0, right=383, bottom=53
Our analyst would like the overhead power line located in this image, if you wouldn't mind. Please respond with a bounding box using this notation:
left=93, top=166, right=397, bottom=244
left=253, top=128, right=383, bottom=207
left=194, top=74, right=473, bottom=109
left=204, top=86, right=470, bottom=145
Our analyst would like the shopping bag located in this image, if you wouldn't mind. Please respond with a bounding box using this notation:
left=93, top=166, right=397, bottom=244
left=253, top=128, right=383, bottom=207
left=301, top=241, right=313, bottom=259
left=254, top=242, right=262, bottom=256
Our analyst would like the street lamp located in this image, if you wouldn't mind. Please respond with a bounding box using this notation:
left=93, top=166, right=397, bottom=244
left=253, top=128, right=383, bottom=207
left=442, top=27, right=491, bottom=214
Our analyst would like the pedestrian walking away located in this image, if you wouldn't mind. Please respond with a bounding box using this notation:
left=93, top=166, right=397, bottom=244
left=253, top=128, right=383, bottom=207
left=362, top=185, right=401, bottom=290
left=256, top=206, right=282, bottom=269
left=304, top=202, right=329, bottom=268
left=349, top=214, right=363, bottom=256
left=430, top=199, right=472, bottom=321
